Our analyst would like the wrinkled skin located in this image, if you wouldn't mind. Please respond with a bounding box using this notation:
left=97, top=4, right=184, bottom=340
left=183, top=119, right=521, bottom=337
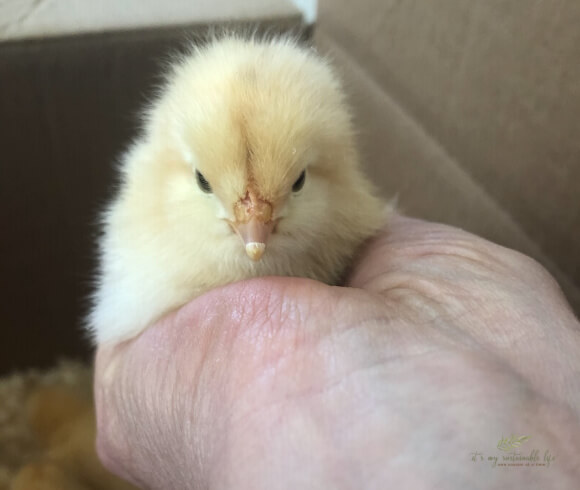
left=95, top=215, right=580, bottom=489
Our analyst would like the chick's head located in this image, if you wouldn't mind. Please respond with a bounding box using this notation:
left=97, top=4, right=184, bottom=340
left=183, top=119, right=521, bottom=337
left=136, top=37, right=385, bottom=282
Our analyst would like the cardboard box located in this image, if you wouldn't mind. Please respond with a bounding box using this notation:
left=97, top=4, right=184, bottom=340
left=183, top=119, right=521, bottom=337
left=316, top=0, right=580, bottom=313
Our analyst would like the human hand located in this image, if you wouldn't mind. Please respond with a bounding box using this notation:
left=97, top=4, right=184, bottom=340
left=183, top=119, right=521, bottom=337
left=94, top=215, right=580, bottom=489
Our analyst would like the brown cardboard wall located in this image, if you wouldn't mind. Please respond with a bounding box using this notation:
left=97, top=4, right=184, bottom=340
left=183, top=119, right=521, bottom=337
left=318, top=0, right=580, bottom=290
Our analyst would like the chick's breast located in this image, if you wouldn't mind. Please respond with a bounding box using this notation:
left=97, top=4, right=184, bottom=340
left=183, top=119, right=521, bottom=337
left=89, top=36, right=387, bottom=343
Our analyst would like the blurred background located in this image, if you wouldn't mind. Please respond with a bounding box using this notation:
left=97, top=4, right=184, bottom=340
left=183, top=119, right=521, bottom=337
left=1, top=0, right=579, bottom=375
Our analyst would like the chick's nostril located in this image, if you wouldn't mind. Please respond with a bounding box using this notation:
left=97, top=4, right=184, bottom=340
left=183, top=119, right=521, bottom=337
left=234, top=190, right=272, bottom=224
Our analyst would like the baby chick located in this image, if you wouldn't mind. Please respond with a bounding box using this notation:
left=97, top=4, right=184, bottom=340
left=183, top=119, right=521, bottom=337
left=11, top=386, right=136, bottom=490
left=89, top=35, right=386, bottom=343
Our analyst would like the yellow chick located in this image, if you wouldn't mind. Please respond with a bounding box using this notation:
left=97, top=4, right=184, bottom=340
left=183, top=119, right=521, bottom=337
left=89, top=35, right=386, bottom=343
left=11, top=386, right=135, bottom=490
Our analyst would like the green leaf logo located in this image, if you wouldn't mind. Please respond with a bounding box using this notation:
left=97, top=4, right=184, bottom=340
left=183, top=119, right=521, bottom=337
left=497, top=434, right=531, bottom=451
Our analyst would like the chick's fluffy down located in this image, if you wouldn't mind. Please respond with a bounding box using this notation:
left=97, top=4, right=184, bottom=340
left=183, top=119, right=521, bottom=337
left=89, top=36, right=387, bottom=343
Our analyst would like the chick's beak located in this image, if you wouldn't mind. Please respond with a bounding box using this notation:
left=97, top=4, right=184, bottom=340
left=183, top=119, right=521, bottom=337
left=231, top=191, right=275, bottom=261
left=235, top=217, right=275, bottom=261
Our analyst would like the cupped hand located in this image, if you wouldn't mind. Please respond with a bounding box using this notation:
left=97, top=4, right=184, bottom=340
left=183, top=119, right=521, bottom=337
left=94, top=215, right=580, bottom=489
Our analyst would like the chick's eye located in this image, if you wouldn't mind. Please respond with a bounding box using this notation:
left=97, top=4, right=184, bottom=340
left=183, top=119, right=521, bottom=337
left=292, top=170, right=306, bottom=192
left=196, top=170, right=212, bottom=193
